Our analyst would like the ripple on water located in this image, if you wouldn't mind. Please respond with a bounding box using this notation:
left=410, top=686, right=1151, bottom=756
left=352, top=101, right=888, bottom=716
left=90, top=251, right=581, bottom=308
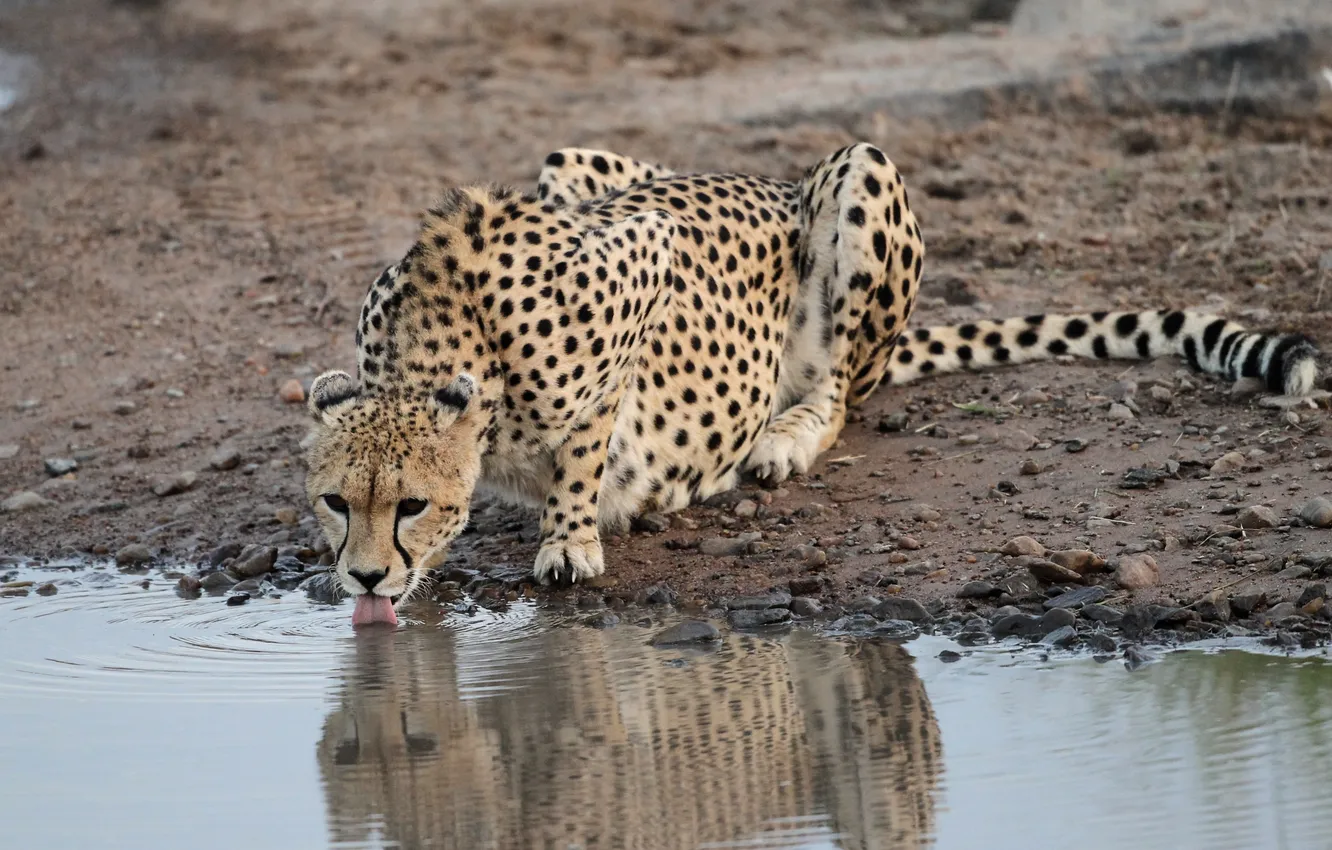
left=0, top=566, right=353, bottom=703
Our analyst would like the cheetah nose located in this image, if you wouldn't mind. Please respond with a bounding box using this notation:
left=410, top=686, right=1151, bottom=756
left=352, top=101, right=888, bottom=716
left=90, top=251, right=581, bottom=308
left=348, top=569, right=387, bottom=593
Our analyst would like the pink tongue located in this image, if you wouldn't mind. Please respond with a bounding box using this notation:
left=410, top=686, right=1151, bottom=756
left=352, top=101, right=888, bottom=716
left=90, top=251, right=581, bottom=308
left=352, top=595, right=399, bottom=627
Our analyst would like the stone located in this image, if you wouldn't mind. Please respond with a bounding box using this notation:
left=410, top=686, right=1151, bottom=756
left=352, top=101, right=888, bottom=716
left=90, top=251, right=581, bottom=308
left=1196, top=589, right=1231, bottom=623
left=1107, top=403, right=1135, bottom=421
left=231, top=545, right=277, bottom=578
left=1115, top=554, right=1160, bottom=590
left=699, top=532, right=761, bottom=557
left=1082, top=603, right=1124, bottom=625
left=1086, top=632, right=1118, bottom=653
left=1001, top=536, right=1045, bottom=557
left=733, top=499, right=758, bottom=518
left=789, top=597, right=823, bottom=617
left=275, top=507, right=300, bottom=525
left=650, top=620, right=720, bottom=646
left=1043, top=625, right=1079, bottom=647
left=1048, top=549, right=1107, bottom=574
left=1266, top=602, right=1299, bottom=620
left=911, top=504, right=942, bottom=522
left=957, top=580, right=997, bottom=599
left=208, top=542, right=243, bottom=568
left=878, top=412, right=909, bottom=432
left=152, top=470, right=198, bottom=497
left=631, top=512, right=671, bottom=533
left=115, top=544, right=153, bottom=567
left=1, top=491, right=51, bottom=512
left=1296, top=583, right=1327, bottom=609
left=1235, top=505, right=1280, bottom=530
left=788, top=576, right=822, bottom=596
left=112, top=400, right=137, bottom=416
left=1039, top=607, right=1078, bottom=633
left=1019, top=459, right=1042, bottom=475
left=872, top=597, right=932, bottom=623
left=992, top=613, right=1044, bottom=639
left=997, top=572, right=1039, bottom=598
left=209, top=447, right=242, bottom=471
left=728, top=607, right=792, bottom=628
left=582, top=612, right=620, bottom=629
left=724, top=592, right=792, bottom=611
left=226, top=594, right=250, bottom=607
left=0, top=444, right=18, bottom=460
left=1015, top=389, right=1050, bottom=406
left=278, top=379, right=306, bottom=403
left=1026, top=558, right=1084, bottom=585
left=1276, top=565, right=1312, bottom=581
left=643, top=585, right=678, bottom=606
left=1299, top=498, right=1332, bottom=529
left=1210, top=451, right=1247, bottom=475
left=43, top=457, right=78, bottom=476
left=1043, top=585, right=1107, bottom=610
left=1229, top=592, right=1265, bottom=617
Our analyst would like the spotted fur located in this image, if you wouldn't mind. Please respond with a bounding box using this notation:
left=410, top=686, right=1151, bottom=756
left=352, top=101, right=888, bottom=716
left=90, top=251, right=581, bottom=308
left=305, top=143, right=1320, bottom=600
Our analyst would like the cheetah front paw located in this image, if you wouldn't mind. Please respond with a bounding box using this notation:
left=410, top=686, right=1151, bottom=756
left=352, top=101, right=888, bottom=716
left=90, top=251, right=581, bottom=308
left=744, top=428, right=816, bottom=486
left=532, top=537, right=605, bottom=586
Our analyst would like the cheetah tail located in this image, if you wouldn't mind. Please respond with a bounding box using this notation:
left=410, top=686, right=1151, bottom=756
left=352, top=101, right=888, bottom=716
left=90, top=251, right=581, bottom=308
left=885, top=310, right=1320, bottom=397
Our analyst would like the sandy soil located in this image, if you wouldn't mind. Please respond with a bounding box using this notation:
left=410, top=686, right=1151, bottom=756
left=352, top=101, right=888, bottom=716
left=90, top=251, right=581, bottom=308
left=4, top=0, right=1332, bottom=643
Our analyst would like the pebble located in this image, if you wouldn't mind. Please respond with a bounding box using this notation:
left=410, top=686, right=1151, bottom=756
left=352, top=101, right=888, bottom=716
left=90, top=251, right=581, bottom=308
left=1114, top=554, right=1160, bottom=590
left=152, top=470, right=198, bottom=497
left=632, top=513, right=671, bottom=533
left=1, top=491, right=51, bottom=512
left=209, top=542, right=243, bottom=567
left=1039, top=607, right=1077, bottom=633
left=1107, top=403, right=1135, bottom=421
left=1043, top=586, right=1107, bottom=610
left=733, top=499, right=758, bottom=518
left=226, top=594, right=250, bottom=606
left=209, top=447, right=242, bottom=471
left=1275, top=565, right=1312, bottom=581
left=699, top=532, right=761, bottom=557
left=1001, top=536, right=1045, bottom=557
left=1015, top=389, right=1050, bottom=406
left=1086, top=632, right=1118, bottom=653
left=231, top=545, right=277, bottom=578
left=1064, top=438, right=1088, bottom=453
left=278, top=379, right=306, bottom=404
left=957, top=580, right=997, bottom=599
left=200, top=571, right=239, bottom=589
left=898, top=535, right=923, bottom=550
left=878, top=412, right=909, bottom=432
left=1265, top=602, right=1298, bottom=620
left=1048, top=549, right=1107, bottom=574
left=789, top=597, right=823, bottom=617
left=724, top=592, right=791, bottom=611
left=582, top=612, right=620, bottom=629
left=1082, top=603, right=1124, bottom=625
left=728, top=608, right=792, bottom=629
left=1018, top=459, right=1042, bottom=475
left=1043, top=625, right=1079, bottom=647
left=938, top=649, right=964, bottom=662
left=275, top=507, right=300, bottom=525
left=650, top=620, right=720, bottom=646
left=0, top=444, right=18, bottom=460
left=911, top=504, right=942, bottom=522
left=115, top=543, right=153, bottom=567
left=1195, top=588, right=1230, bottom=623
left=643, top=585, right=678, bottom=606
left=1298, top=497, right=1332, bottom=529
left=44, top=457, right=78, bottom=476
left=1026, top=558, right=1085, bottom=585
left=1210, top=451, right=1247, bottom=475
left=177, top=575, right=202, bottom=596
left=1229, top=592, right=1265, bottom=617
left=35, top=582, right=57, bottom=596
left=1235, top=505, right=1279, bottom=530
left=992, top=613, right=1044, bottom=638
left=789, top=576, right=822, bottom=596
left=872, top=597, right=932, bottom=623
left=1296, top=583, right=1326, bottom=609
left=113, top=400, right=137, bottom=416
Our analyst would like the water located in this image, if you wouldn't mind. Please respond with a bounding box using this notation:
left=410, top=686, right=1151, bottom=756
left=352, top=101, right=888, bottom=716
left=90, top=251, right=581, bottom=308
left=2, top=565, right=1331, bottom=850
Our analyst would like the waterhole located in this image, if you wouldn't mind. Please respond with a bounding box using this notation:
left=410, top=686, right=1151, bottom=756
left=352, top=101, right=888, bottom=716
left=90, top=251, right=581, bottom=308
left=2, top=565, right=1330, bottom=849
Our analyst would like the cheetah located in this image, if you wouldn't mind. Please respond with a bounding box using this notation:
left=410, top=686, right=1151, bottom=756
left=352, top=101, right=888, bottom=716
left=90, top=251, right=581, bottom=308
left=304, top=143, right=1320, bottom=625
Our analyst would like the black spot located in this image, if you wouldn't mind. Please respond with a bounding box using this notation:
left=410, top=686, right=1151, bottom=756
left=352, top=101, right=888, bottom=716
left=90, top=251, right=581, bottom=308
left=1065, top=319, right=1088, bottom=339
left=591, top=155, right=610, bottom=175
left=1047, top=339, right=1068, bottom=355
left=1202, top=319, right=1226, bottom=357
left=1092, top=335, right=1109, bottom=359
left=1115, top=314, right=1139, bottom=337
left=1135, top=332, right=1151, bottom=358
left=864, top=174, right=881, bottom=197
left=545, top=151, right=566, bottom=167
left=1016, top=330, right=1039, bottom=348
left=958, top=323, right=979, bottom=341
left=847, top=206, right=866, bottom=227
left=1161, top=311, right=1185, bottom=338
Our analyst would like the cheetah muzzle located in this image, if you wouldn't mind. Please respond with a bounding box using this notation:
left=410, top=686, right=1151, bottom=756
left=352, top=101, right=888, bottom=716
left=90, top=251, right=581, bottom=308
left=305, top=143, right=1321, bottom=624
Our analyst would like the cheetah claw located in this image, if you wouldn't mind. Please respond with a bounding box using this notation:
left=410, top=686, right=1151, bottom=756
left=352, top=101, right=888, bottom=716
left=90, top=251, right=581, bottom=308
left=533, top=538, right=605, bottom=586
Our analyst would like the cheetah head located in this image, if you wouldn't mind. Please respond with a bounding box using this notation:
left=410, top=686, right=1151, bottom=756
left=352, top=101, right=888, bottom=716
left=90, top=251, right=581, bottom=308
left=303, top=370, right=482, bottom=627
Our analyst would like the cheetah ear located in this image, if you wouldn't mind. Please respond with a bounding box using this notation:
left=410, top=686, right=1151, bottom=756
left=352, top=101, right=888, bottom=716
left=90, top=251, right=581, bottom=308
left=308, top=370, right=360, bottom=421
left=431, top=372, right=476, bottom=426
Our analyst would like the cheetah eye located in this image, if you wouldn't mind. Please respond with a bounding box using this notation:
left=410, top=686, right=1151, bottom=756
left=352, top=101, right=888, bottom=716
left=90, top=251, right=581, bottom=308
left=397, top=498, right=428, bottom=518
left=322, top=494, right=349, bottom=514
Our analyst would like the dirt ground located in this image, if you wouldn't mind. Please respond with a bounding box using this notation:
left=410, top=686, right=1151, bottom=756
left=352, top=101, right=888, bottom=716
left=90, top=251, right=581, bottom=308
left=4, top=0, right=1332, bottom=643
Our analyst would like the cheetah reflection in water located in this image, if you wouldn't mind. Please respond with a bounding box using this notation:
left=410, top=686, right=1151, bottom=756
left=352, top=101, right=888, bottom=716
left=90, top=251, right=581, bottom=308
left=317, top=622, right=942, bottom=849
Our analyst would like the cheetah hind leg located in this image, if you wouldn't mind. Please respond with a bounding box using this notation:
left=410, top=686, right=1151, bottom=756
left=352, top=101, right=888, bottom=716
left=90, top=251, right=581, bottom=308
left=745, top=381, right=845, bottom=486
